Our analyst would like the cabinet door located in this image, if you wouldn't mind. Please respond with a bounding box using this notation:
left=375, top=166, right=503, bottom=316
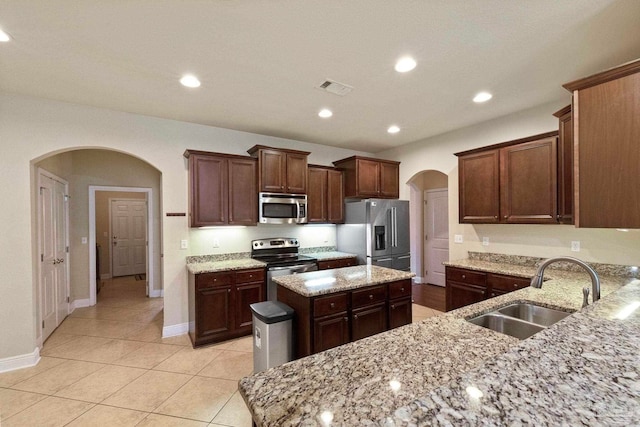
left=446, top=281, right=487, bottom=311
left=196, top=285, right=233, bottom=341
left=307, top=167, right=327, bottom=222
left=458, top=150, right=500, bottom=223
left=500, top=137, right=558, bottom=224
left=313, top=313, right=349, bottom=353
left=356, top=158, right=380, bottom=197
left=286, top=153, right=308, bottom=194
left=190, top=155, right=228, bottom=226
left=556, top=109, right=574, bottom=224
left=379, top=161, right=399, bottom=198
left=351, top=302, right=387, bottom=341
left=228, top=157, right=257, bottom=225
left=389, top=297, right=412, bottom=329
left=235, top=281, right=265, bottom=332
left=259, top=149, right=286, bottom=192
left=327, top=169, right=344, bottom=223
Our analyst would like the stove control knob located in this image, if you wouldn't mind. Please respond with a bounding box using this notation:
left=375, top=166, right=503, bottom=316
left=260, top=242, right=263, bottom=246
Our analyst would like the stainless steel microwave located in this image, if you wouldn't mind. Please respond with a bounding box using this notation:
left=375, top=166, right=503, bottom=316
left=259, top=192, right=308, bottom=224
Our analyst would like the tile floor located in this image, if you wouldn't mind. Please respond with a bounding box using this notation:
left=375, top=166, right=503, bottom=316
left=0, top=276, right=442, bottom=426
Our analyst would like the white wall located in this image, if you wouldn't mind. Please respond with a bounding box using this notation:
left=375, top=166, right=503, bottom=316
left=380, top=100, right=640, bottom=267
left=0, top=92, right=370, bottom=361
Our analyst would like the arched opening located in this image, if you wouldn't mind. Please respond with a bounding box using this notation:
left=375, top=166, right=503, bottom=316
left=31, top=148, right=163, bottom=346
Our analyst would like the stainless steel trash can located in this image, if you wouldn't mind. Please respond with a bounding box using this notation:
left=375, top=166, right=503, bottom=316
left=250, top=301, right=294, bottom=373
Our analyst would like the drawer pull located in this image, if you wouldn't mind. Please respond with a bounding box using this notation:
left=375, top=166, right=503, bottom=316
left=400, top=287, right=405, bottom=292
left=513, top=284, right=518, bottom=288
left=354, top=314, right=358, bottom=319
left=330, top=302, right=335, bottom=308
left=462, top=274, right=466, bottom=279
left=227, top=289, right=230, bottom=293
left=343, top=317, right=348, bottom=322
left=369, top=294, right=374, bottom=300
left=391, top=304, right=396, bottom=309
left=249, top=274, right=253, bottom=278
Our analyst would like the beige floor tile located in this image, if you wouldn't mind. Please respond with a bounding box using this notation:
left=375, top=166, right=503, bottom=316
left=77, top=339, right=146, bottom=364
left=41, top=335, right=113, bottom=359
left=42, top=332, right=78, bottom=351
left=216, top=336, right=253, bottom=352
left=153, top=346, right=224, bottom=375
left=160, top=334, right=192, bottom=346
left=102, top=370, right=191, bottom=412
left=154, top=376, right=237, bottom=422
left=137, top=413, right=209, bottom=427
left=0, top=357, right=66, bottom=388
left=65, top=404, right=148, bottom=426
left=112, top=342, right=182, bottom=369
left=55, top=364, right=147, bottom=403
left=3, top=396, right=94, bottom=427
left=0, top=388, right=48, bottom=420
left=197, top=350, right=253, bottom=381
left=124, top=322, right=164, bottom=342
left=211, top=391, right=253, bottom=427
left=120, top=307, right=163, bottom=324
left=12, top=359, right=105, bottom=394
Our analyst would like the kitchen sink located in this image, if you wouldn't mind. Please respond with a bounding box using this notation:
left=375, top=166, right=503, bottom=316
left=497, top=303, right=571, bottom=327
left=468, top=303, right=573, bottom=340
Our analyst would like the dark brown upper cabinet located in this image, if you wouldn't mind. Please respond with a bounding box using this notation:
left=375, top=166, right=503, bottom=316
left=563, top=59, right=640, bottom=228
left=184, top=150, right=257, bottom=227
left=247, top=145, right=310, bottom=194
left=456, top=132, right=559, bottom=224
left=307, top=165, right=344, bottom=224
left=553, top=105, right=574, bottom=225
left=332, top=156, right=400, bottom=199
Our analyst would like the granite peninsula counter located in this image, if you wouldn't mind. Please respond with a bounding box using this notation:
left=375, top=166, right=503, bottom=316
left=239, top=261, right=640, bottom=426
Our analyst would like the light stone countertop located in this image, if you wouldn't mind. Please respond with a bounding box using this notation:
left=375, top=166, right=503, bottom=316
left=239, top=258, right=640, bottom=426
left=272, top=265, right=415, bottom=297
left=186, top=258, right=266, bottom=274
left=305, top=251, right=358, bottom=261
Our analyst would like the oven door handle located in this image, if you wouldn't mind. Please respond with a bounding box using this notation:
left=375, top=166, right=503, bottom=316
left=268, top=264, right=316, bottom=272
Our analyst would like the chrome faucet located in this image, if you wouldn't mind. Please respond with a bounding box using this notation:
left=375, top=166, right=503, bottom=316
left=530, top=257, right=601, bottom=306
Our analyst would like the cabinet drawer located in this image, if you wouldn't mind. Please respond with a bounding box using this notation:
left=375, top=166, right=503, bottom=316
left=487, top=273, right=530, bottom=292
left=445, top=267, right=486, bottom=287
left=351, top=285, right=387, bottom=309
left=388, top=279, right=411, bottom=299
left=314, top=293, right=348, bottom=317
left=196, top=272, right=234, bottom=290
left=235, top=268, right=265, bottom=284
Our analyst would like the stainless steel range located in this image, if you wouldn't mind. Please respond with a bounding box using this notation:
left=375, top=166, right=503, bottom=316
left=251, top=238, right=318, bottom=301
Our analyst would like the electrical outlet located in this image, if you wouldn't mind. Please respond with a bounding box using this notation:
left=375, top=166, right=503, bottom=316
left=212, top=238, right=220, bottom=248
left=482, top=237, right=489, bottom=246
left=180, top=239, right=188, bottom=249
left=454, top=234, right=463, bottom=243
left=81, top=237, right=87, bottom=244
left=571, top=241, right=580, bottom=252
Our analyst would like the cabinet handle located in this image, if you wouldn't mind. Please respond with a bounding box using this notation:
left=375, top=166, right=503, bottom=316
left=354, top=314, right=358, bottom=319
left=343, top=317, right=348, bottom=322
left=330, top=302, right=335, bottom=308
left=494, top=216, right=498, bottom=219
left=504, top=215, right=508, bottom=219
left=227, top=289, right=231, bottom=293
left=462, top=274, right=466, bottom=279
left=391, top=304, right=396, bottom=309
left=369, top=294, right=374, bottom=300
left=513, top=284, right=518, bottom=288
left=400, top=287, right=405, bottom=292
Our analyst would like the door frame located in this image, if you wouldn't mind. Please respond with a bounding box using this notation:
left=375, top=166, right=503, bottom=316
left=109, top=197, right=148, bottom=280
left=37, top=168, right=70, bottom=344
left=424, top=188, right=449, bottom=287
left=89, top=186, right=155, bottom=305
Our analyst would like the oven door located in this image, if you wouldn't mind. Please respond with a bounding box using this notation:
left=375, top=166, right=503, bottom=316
left=267, top=263, right=318, bottom=301
left=259, top=193, right=307, bottom=224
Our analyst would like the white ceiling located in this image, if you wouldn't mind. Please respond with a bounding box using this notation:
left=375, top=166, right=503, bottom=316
left=1, top=0, right=639, bottom=153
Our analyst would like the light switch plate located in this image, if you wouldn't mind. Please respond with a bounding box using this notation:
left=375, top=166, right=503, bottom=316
left=212, top=238, right=220, bottom=248
left=454, top=234, right=463, bottom=243
left=571, top=241, right=580, bottom=252
left=482, top=237, right=489, bottom=246
left=180, top=239, right=188, bottom=249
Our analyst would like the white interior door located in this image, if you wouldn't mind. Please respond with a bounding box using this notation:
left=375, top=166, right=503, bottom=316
left=39, top=172, right=70, bottom=342
left=424, top=189, right=449, bottom=287
left=111, top=199, right=147, bottom=277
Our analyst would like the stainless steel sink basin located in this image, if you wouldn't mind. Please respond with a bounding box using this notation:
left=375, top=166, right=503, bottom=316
left=497, top=303, right=571, bottom=327
left=468, top=313, right=545, bottom=340
left=467, top=302, right=573, bottom=340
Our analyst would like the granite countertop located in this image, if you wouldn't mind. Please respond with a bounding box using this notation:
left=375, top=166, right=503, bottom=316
left=305, top=251, right=358, bottom=261
left=186, top=258, right=266, bottom=274
left=239, top=257, right=640, bottom=426
left=273, top=265, right=415, bottom=297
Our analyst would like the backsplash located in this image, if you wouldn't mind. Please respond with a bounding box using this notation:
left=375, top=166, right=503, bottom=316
left=468, top=252, right=639, bottom=278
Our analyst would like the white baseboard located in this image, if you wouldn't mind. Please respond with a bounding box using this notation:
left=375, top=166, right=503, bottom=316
left=149, top=289, right=163, bottom=298
left=413, top=276, right=424, bottom=284
left=0, top=347, right=40, bottom=373
left=162, top=322, right=189, bottom=338
left=70, top=298, right=92, bottom=313
left=100, top=273, right=112, bottom=280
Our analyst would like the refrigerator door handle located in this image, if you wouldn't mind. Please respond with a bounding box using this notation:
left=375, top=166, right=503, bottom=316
left=392, top=207, right=398, bottom=247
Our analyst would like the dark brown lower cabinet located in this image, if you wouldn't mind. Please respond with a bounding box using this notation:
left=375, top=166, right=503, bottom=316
left=189, top=268, right=266, bottom=347
left=446, top=266, right=531, bottom=311
left=316, top=257, right=358, bottom=270
left=278, top=278, right=412, bottom=359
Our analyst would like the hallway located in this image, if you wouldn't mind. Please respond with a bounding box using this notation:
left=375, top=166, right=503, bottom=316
left=0, top=276, right=253, bottom=426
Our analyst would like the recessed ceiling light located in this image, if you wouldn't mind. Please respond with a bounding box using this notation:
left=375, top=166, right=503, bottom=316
left=387, top=125, right=400, bottom=134
left=473, top=92, right=493, bottom=103
left=0, top=29, right=11, bottom=42
left=395, top=56, right=416, bottom=73
left=180, top=74, right=201, bottom=88
left=318, top=109, right=333, bottom=118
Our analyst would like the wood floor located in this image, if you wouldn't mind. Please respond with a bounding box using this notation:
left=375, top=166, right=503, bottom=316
left=412, top=283, right=446, bottom=312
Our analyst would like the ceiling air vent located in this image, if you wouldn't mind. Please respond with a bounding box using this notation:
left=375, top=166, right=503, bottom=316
left=316, top=79, right=354, bottom=96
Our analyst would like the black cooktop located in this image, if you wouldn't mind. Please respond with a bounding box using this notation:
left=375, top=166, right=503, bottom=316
left=253, top=254, right=317, bottom=267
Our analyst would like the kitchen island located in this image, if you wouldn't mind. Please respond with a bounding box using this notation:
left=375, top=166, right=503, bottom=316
left=239, top=263, right=639, bottom=426
left=275, top=265, right=415, bottom=358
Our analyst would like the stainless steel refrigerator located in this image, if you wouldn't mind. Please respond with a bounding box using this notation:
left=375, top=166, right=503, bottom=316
left=336, top=199, right=411, bottom=271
